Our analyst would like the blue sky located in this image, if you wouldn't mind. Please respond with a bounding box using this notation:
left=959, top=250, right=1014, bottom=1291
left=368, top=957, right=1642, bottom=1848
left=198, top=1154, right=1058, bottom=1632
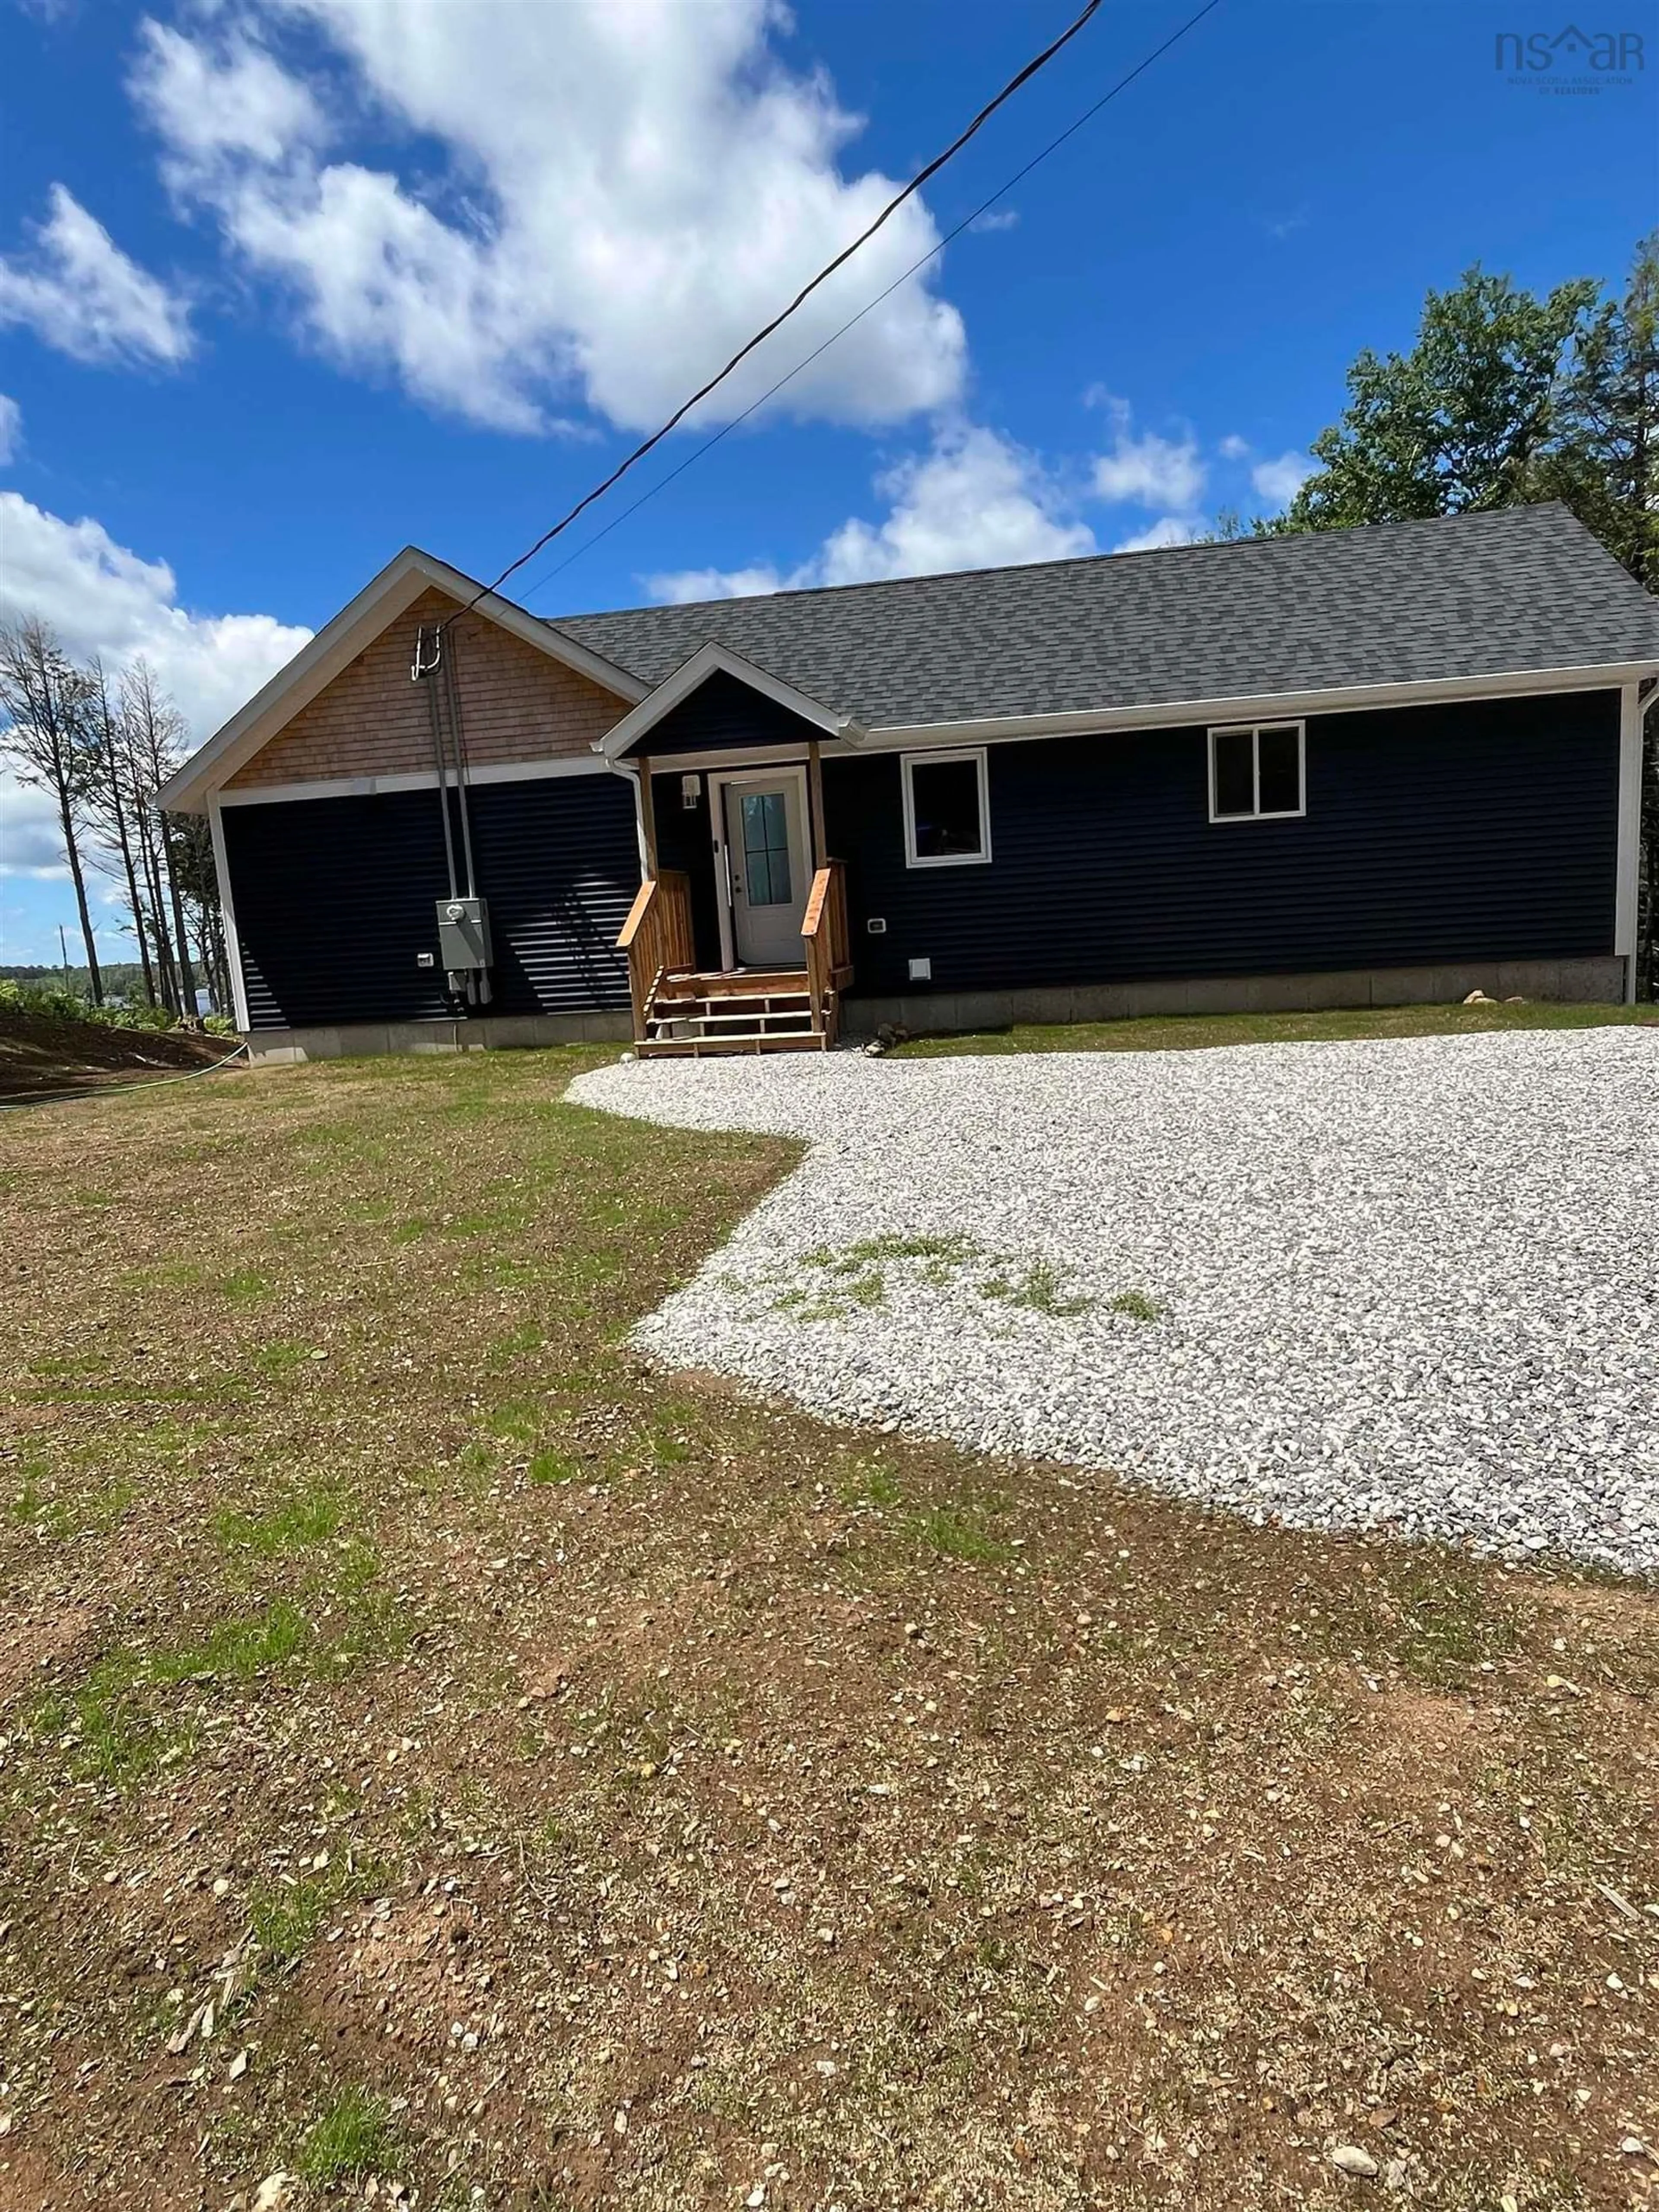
left=1, top=0, right=1654, bottom=966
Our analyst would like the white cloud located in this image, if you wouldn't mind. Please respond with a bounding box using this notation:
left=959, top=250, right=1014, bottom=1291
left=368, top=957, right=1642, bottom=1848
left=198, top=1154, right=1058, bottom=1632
left=1251, top=449, right=1313, bottom=507
left=0, top=775, right=68, bottom=878
left=816, top=425, right=1094, bottom=586
left=645, top=564, right=787, bottom=605
left=0, top=492, right=311, bottom=753
left=136, top=19, right=324, bottom=166
left=0, top=184, right=192, bottom=366
left=0, top=394, right=19, bottom=466
left=1091, top=421, right=1205, bottom=512
left=968, top=207, right=1019, bottom=234
left=132, top=1, right=965, bottom=435
left=1111, top=516, right=1201, bottom=554
left=1218, top=433, right=1250, bottom=461
left=647, top=422, right=1096, bottom=602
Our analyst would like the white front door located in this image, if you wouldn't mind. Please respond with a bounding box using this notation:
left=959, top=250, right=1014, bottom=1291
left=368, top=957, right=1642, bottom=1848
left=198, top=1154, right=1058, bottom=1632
left=717, top=769, right=810, bottom=968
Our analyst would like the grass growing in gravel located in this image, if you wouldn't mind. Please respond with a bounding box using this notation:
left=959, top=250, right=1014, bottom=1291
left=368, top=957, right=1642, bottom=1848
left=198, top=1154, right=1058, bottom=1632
left=896, top=996, right=1659, bottom=1057
left=5, top=1044, right=1658, bottom=2211
left=777, top=1234, right=1104, bottom=1324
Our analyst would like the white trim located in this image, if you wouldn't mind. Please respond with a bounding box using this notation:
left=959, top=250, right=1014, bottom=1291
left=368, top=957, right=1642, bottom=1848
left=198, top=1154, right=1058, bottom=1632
left=1207, top=720, right=1307, bottom=824
left=160, top=546, right=645, bottom=813
left=618, top=736, right=860, bottom=776
left=867, top=662, right=1659, bottom=753
left=206, top=791, right=252, bottom=1034
left=901, top=745, right=992, bottom=868
left=706, top=763, right=810, bottom=971
left=216, top=754, right=613, bottom=807
left=1615, top=681, right=1643, bottom=999
left=595, top=640, right=866, bottom=761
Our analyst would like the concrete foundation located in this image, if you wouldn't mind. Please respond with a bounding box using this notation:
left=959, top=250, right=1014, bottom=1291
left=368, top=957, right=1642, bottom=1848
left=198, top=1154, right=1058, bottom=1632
left=241, top=957, right=1629, bottom=1060
left=243, top=1009, right=632, bottom=1063
left=840, top=957, right=1629, bottom=1039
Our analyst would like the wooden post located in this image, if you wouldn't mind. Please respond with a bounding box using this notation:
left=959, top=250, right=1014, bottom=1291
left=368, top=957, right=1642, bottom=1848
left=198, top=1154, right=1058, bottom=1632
left=807, top=739, right=828, bottom=869
left=637, top=753, right=659, bottom=880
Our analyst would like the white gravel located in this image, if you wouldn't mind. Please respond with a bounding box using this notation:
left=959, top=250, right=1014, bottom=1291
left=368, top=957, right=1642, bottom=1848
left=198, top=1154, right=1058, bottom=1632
left=569, top=1028, right=1659, bottom=1574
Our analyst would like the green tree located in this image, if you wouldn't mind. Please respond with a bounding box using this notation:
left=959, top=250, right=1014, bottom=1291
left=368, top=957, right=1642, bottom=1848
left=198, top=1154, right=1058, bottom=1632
left=1276, top=267, right=1599, bottom=531
left=1537, top=232, right=1659, bottom=588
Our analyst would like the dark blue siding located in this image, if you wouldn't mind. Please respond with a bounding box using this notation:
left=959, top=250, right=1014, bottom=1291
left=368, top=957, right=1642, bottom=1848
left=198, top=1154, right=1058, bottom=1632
left=624, top=671, right=823, bottom=756
left=465, top=778, right=637, bottom=1015
left=822, top=692, right=1621, bottom=996
left=223, top=774, right=637, bottom=1030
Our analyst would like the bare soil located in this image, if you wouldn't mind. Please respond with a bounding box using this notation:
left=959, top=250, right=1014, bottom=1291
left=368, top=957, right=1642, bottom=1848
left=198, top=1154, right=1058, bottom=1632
left=1, top=1047, right=1655, bottom=2211
left=0, top=1006, right=230, bottom=1101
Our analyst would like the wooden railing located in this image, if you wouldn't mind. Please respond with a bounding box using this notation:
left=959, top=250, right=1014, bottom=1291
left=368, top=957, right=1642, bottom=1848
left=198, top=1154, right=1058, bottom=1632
left=617, top=869, right=694, bottom=1041
left=801, top=859, right=850, bottom=1042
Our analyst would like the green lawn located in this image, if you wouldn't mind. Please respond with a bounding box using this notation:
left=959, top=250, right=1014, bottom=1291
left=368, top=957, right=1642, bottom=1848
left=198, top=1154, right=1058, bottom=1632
left=895, top=996, right=1658, bottom=1057
left=3, top=1045, right=1657, bottom=2209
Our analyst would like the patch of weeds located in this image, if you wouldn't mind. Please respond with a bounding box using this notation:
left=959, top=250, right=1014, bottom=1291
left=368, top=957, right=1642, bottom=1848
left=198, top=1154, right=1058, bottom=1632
left=32, top=1602, right=318, bottom=1785
left=839, top=1461, right=902, bottom=1509
left=251, top=1340, right=313, bottom=1380
left=488, top=1324, right=546, bottom=1363
left=219, top=1269, right=271, bottom=1302
left=907, top=1505, right=1011, bottom=1566
left=1109, top=1289, right=1162, bottom=1322
left=29, top=1662, right=187, bottom=1789
left=9, top=1467, right=136, bottom=1540
left=213, top=1486, right=345, bottom=1556
left=982, top=1259, right=1098, bottom=1318
left=147, top=1603, right=310, bottom=1684
left=486, top=1398, right=543, bottom=1445
left=1386, top=1563, right=1519, bottom=1688
left=249, top=1854, right=381, bottom=1968
left=529, top=1448, right=582, bottom=1486
left=774, top=1279, right=880, bottom=1322
left=297, top=2087, right=400, bottom=2186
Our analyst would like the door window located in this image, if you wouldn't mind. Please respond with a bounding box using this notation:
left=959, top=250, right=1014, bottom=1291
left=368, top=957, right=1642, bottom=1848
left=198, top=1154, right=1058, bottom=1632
left=740, top=790, right=793, bottom=906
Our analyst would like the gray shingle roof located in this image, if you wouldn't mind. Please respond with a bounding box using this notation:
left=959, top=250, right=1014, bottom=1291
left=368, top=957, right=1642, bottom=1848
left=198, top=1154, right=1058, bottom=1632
left=550, top=503, right=1659, bottom=729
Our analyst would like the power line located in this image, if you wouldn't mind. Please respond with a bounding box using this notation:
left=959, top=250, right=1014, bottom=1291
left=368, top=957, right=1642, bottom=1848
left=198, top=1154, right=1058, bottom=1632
left=518, top=0, right=1225, bottom=607
left=449, top=0, right=1107, bottom=624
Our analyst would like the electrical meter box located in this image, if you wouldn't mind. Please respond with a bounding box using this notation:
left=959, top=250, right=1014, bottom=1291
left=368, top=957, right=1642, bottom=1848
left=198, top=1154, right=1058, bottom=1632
left=435, top=895, right=492, bottom=971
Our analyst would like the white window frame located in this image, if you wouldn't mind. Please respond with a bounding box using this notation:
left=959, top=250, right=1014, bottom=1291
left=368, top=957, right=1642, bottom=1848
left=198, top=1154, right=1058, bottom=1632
left=1207, top=719, right=1306, bottom=824
left=901, top=745, right=992, bottom=868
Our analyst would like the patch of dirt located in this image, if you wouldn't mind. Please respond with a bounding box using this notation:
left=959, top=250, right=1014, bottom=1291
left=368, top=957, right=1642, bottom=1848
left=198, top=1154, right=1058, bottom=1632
left=0, top=1596, right=91, bottom=1706
left=0, top=1006, right=232, bottom=1101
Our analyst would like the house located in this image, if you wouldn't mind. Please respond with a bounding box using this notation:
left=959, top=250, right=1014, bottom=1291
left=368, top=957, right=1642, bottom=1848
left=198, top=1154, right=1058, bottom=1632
left=160, top=503, right=1659, bottom=1058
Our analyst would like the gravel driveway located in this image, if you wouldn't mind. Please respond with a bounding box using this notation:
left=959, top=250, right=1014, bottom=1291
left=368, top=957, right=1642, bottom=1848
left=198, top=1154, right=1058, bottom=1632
left=569, top=1028, right=1659, bottom=1574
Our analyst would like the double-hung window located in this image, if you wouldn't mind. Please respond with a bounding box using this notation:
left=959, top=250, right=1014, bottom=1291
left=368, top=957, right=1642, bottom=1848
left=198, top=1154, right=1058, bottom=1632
left=902, top=747, right=992, bottom=866
left=1208, top=721, right=1306, bottom=822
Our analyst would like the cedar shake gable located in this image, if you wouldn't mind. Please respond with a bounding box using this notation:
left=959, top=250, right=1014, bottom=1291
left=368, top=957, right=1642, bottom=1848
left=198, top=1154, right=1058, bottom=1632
left=160, top=547, right=646, bottom=812
left=226, top=588, right=629, bottom=789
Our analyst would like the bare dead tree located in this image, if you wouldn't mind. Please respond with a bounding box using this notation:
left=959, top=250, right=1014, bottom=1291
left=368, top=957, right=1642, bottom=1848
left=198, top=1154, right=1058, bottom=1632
left=85, top=658, right=159, bottom=1006
left=120, top=659, right=198, bottom=1016
left=0, top=617, right=103, bottom=1003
